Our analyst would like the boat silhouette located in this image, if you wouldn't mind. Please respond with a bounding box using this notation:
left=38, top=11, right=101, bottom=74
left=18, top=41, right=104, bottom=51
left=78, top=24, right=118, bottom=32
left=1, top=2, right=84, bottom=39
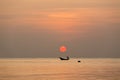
left=59, top=56, right=69, bottom=60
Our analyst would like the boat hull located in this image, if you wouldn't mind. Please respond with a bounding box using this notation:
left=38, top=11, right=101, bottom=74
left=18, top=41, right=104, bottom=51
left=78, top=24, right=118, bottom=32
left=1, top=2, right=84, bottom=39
left=59, top=57, right=69, bottom=60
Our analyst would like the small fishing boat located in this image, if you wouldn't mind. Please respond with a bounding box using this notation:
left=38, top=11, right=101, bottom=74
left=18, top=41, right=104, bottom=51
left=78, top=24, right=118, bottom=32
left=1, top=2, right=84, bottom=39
left=59, top=56, right=69, bottom=60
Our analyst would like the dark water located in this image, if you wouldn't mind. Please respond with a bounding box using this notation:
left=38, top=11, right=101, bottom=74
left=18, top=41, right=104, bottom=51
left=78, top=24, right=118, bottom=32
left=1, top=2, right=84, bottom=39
left=0, top=58, right=120, bottom=80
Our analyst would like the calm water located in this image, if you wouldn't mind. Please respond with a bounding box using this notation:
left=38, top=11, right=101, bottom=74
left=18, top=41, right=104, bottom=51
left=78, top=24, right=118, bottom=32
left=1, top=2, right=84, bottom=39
left=0, top=58, right=120, bottom=80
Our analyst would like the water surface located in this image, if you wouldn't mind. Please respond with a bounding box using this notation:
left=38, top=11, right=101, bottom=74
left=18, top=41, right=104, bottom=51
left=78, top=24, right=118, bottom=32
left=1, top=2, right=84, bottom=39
left=0, top=58, right=120, bottom=80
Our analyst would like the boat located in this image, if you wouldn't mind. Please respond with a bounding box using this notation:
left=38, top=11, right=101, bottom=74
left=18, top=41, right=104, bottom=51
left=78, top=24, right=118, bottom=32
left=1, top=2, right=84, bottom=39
left=59, top=56, right=70, bottom=60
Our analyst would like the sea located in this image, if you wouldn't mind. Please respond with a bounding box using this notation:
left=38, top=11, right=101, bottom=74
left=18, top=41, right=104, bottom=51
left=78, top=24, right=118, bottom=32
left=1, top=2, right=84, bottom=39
left=0, top=58, right=120, bottom=80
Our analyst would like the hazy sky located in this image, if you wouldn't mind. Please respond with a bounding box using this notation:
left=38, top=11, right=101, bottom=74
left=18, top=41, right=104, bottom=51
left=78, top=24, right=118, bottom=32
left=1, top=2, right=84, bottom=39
left=0, top=0, right=120, bottom=58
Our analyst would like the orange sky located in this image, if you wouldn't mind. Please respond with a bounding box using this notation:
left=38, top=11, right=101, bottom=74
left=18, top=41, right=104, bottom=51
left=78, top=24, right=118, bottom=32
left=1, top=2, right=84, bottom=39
left=1, top=6, right=119, bottom=40
left=0, top=0, right=120, bottom=57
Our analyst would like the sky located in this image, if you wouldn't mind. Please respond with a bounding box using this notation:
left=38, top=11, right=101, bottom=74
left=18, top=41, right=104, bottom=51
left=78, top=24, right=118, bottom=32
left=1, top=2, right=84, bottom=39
left=0, top=0, right=120, bottom=58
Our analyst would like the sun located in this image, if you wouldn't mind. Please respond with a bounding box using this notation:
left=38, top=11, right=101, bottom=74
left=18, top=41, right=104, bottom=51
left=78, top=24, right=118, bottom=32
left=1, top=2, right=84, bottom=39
left=59, top=46, right=67, bottom=53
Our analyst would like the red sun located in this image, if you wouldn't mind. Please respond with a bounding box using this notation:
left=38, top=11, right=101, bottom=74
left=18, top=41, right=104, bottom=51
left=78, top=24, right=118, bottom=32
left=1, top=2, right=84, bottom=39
left=60, top=46, right=67, bottom=53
